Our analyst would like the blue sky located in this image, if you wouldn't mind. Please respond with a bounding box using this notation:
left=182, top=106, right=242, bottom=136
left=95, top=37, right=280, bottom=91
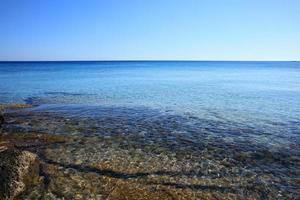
left=0, top=0, right=299, bottom=61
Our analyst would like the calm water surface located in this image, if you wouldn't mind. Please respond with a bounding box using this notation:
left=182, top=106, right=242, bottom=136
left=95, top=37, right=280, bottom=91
left=0, top=61, right=300, bottom=199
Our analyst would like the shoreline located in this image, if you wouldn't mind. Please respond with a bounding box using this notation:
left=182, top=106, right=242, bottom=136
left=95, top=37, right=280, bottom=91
left=0, top=103, right=299, bottom=199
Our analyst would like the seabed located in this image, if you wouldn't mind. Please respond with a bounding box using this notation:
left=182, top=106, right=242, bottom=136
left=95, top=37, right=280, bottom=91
left=0, top=104, right=299, bottom=199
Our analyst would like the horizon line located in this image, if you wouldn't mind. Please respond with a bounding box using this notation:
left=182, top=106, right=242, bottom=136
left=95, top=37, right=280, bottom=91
left=0, top=60, right=299, bottom=62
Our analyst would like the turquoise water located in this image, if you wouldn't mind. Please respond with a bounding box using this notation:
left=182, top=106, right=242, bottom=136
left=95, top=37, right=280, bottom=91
left=1, top=61, right=300, bottom=126
left=1, top=61, right=300, bottom=147
left=1, top=61, right=300, bottom=198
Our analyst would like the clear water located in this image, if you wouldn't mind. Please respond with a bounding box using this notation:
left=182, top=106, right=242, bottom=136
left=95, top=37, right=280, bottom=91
left=1, top=61, right=300, bottom=146
left=1, top=61, right=300, bottom=120
left=1, top=61, right=300, bottom=198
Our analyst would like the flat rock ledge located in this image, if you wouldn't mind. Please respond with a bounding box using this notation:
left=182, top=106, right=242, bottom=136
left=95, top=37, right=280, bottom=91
left=0, top=148, right=41, bottom=200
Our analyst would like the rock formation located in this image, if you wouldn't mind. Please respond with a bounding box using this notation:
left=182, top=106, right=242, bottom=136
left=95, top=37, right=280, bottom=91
left=0, top=148, right=41, bottom=200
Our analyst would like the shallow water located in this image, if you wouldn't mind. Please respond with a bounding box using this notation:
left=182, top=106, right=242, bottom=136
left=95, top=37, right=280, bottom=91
left=1, top=61, right=300, bottom=199
left=3, top=105, right=300, bottom=199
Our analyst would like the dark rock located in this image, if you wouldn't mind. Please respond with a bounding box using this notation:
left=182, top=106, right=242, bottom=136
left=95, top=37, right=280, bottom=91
left=0, top=107, right=4, bottom=128
left=0, top=148, right=41, bottom=200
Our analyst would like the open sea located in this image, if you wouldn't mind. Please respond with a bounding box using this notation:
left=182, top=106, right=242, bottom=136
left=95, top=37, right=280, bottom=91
left=0, top=61, right=300, bottom=199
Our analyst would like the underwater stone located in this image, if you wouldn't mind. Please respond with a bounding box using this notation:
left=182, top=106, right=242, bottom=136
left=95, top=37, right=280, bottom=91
left=0, top=106, right=4, bottom=128
left=0, top=148, right=41, bottom=200
left=0, top=104, right=33, bottom=128
left=0, top=104, right=33, bottom=111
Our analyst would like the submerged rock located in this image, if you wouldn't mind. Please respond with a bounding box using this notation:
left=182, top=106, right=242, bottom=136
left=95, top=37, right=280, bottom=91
left=0, top=132, right=68, bottom=150
left=0, top=148, right=41, bottom=200
left=0, top=114, right=4, bottom=128
left=0, top=104, right=32, bottom=128
left=3, top=104, right=33, bottom=110
left=0, top=106, right=4, bottom=128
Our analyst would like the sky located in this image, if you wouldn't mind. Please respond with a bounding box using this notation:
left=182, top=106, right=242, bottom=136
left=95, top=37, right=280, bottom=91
left=0, top=0, right=299, bottom=61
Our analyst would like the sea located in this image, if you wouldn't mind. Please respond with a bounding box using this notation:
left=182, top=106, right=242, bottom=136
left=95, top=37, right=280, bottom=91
left=0, top=61, right=299, bottom=198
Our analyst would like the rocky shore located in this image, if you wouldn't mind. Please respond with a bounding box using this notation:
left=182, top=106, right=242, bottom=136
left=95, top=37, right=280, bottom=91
left=0, top=148, right=40, bottom=200
left=0, top=132, right=68, bottom=199
left=0, top=104, right=298, bottom=199
left=0, top=104, right=67, bottom=199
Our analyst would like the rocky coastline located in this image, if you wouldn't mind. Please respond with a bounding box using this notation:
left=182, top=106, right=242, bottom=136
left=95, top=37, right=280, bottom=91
left=0, top=103, right=298, bottom=199
left=0, top=104, right=67, bottom=199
